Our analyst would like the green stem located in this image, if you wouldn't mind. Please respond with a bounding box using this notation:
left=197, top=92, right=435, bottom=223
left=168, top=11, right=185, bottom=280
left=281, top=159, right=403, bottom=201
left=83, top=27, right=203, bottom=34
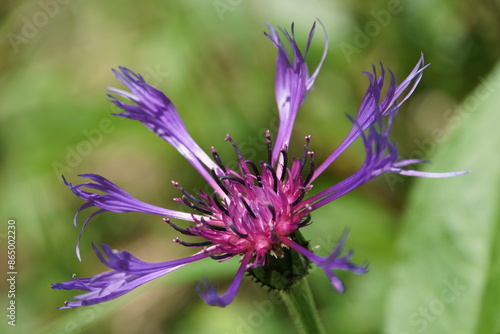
left=280, top=278, right=327, bottom=334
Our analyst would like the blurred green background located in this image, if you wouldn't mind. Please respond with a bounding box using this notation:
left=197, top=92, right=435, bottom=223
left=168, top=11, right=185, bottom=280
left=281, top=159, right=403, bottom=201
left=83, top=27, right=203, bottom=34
left=1, top=0, right=500, bottom=333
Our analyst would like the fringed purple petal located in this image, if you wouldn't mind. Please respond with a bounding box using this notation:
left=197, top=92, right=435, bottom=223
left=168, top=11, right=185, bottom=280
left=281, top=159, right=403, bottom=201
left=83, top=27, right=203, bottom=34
left=108, top=67, right=226, bottom=197
left=64, top=174, right=198, bottom=259
left=392, top=158, right=428, bottom=167
left=52, top=245, right=210, bottom=309
left=306, top=21, right=328, bottom=90
left=64, top=174, right=196, bottom=221
left=196, top=252, right=252, bottom=307
left=279, top=232, right=367, bottom=293
left=304, top=113, right=398, bottom=209
left=305, top=110, right=470, bottom=210
left=389, top=158, right=471, bottom=177
left=312, top=55, right=428, bottom=181
left=389, top=167, right=471, bottom=178
left=391, top=53, right=428, bottom=109
left=265, top=22, right=328, bottom=164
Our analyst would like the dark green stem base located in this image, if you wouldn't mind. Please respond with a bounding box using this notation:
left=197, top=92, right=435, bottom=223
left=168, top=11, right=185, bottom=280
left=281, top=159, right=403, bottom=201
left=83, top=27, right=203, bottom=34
left=280, top=278, right=327, bottom=334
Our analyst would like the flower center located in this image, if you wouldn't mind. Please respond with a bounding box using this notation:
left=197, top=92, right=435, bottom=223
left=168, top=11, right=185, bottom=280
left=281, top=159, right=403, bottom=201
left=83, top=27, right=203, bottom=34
left=170, top=132, right=315, bottom=276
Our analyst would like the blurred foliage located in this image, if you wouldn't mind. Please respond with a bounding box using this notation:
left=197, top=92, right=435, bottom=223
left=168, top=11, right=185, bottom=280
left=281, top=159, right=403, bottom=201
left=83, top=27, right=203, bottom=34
left=386, top=61, right=500, bottom=334
left=0, top=0, right=499, bottom=333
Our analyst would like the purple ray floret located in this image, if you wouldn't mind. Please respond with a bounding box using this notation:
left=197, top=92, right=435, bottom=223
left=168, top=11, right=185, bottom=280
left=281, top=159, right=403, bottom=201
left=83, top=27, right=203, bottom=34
left=52, top=244, right=209, bottom=308
left=53, top=21, right=469, bottom=309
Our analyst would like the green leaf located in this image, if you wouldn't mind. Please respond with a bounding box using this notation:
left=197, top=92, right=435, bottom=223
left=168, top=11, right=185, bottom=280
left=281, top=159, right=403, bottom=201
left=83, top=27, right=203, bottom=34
left=384, top=63, right=500, bottom=333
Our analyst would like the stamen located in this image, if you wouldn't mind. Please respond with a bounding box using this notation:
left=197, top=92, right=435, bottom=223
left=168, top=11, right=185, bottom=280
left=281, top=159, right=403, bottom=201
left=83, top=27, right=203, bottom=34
left=245, top=160, right=262, bottom=187
left=266, top=203, right=276, bottom=222
left=181, top=195, right=214, bottom=215
left=164, top=218, right=196, bottom=236
left=229, top=222, right=248, bottom=238
left=265, top=130, right=272, bottom=164
left=238, top=194, right=257, bottom=219
left=263, top=163, right=279, bottom=193
left=200, top=217, right=227, bottom=231
left=300, top=135, right=311, bottom=172
left=173, top=237, right=214, bottom=247
left=298, top=214, right=312, bottom=227
left=212, top=193, right=229, bottom=216
left=211, top=147, right=227, bottom=173
left=211, top=169, right=230, bottom=195
left=173, top=181, right=206, bottom=206
left=303, top=152, right=315, bottom=186
left=279, top=149, right=288, bottom=182
left=209, top=253, right=233, bottom=260
left=220, top=175, right=246, bottom=185
left=291, top=187, right=307, bottom=206
left=225, top=134, right=244, bottom=159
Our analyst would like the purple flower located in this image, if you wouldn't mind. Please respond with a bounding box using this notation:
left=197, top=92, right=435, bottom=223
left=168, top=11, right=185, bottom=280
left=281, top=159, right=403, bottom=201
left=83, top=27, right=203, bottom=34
left=52, top=22, right=468, bottom=309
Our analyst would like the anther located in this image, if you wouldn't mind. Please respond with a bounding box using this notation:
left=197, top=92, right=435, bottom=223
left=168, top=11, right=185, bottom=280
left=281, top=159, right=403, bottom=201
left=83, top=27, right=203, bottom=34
left=279, top=149, right=288, bottom=182
left=174, top=237, right=214, bottom=247
left=303, top=152, right=315, bottom=186
left=263, top=163, right=279, bottom=193
left=291, top=187, right=307, bottom=206
left=229, top=222, right=248, bottom=238
left=200, top=217, right=227, bottom=231
left=209, top=253, right=233, bottom=260
left=245, top=160, right=262, bottom=187
left=181, top=195, right=214, bottom=215
left=298, top=214, right=312, bottom=228
left=211, top=147, right=227, bottom=173
left=265, top=130, right=272, bottom=164
left=164, top=218, right=196, bottom=236
left=225, top=134, right=244, bottom=159
left=211, top=169, right=230, bottom=195
left=300, top=135, right=311, bottom=172
left=173, top=182, right=206, bottom=206
left=220, top=175, right=245, bottom=185
left=238, top=194, right=257, bottom=219
left=266, top=203, right=276, bottom=221
left=212, top=193, right=229, bottom=216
